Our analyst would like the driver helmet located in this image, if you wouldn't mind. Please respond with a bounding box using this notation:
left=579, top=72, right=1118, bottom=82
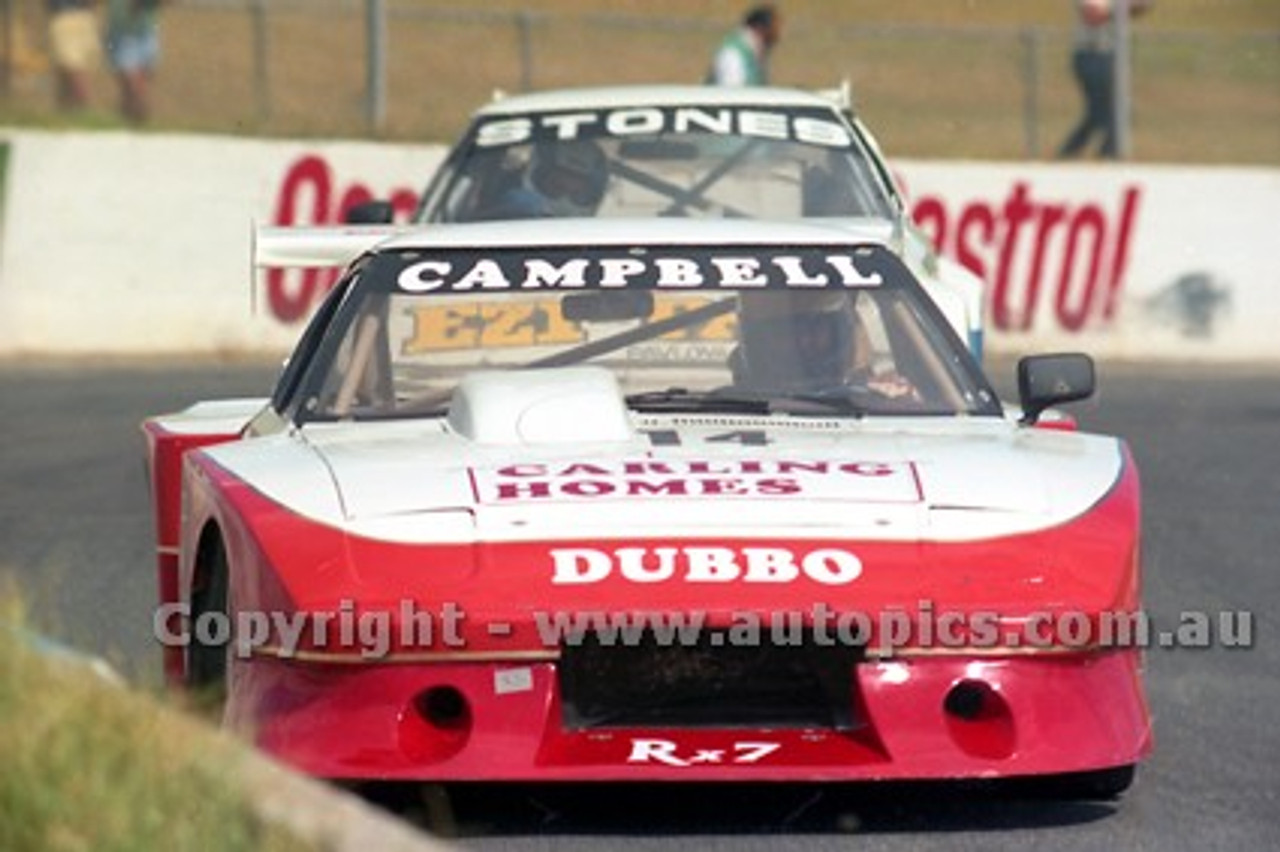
left=527, top=139, right=610, bottom=217
left=733, top=290, right=858, bottom=389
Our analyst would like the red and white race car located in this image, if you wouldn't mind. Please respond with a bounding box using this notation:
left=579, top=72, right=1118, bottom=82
left=144, top=217, right=1149, bottom=796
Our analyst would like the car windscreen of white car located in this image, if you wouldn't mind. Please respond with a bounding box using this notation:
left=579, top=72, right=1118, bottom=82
left=293, top=242, right=1000, bottom=424
left=418, top=104, right=897, bottom=225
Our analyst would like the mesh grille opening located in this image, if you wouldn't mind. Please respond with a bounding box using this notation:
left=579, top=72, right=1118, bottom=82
left=559, top=627, right=863, bottom=730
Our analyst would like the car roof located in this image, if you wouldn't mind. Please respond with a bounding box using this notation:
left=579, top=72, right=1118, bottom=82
left=372, top=216, right=896, bottom=253
left=473, top=84, right=848, bottom=118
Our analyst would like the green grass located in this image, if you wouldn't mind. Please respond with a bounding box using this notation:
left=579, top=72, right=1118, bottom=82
left=2, top=0, right=1276, bottom=163
left=0, top=589, right=307, bottom=852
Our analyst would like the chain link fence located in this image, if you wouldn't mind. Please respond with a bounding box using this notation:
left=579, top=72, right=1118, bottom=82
left=4, top=0, right=1277, bottom=163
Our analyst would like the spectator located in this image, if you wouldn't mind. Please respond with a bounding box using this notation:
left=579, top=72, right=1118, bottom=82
left=47, top=0, right=101, bottom=111
left=106, top=0, right=164, bottom=124
left=1057, top=0, right=1152, bottom=159
left=705, top=4, right=782, bottom=86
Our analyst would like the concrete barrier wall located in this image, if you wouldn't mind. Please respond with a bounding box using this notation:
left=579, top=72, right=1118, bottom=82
left=1, top=129, right=1276, bottom=360
left=899, top=162, right=1280, bottom=361
left=0, top=131, right=443, bottom=354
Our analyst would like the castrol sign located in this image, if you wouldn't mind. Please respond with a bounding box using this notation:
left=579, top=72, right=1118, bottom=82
left=903, top=172, right=1141, bottom=334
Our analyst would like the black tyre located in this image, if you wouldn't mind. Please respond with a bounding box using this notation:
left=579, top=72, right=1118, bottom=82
left=187, top=540, right=230, bottom=716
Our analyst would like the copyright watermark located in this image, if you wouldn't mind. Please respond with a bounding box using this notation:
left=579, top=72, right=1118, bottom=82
left=153, top=598, right=1254, bottom=660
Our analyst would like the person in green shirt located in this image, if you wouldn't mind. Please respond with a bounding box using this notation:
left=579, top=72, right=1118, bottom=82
left=705, top=4, right=782, bottom=86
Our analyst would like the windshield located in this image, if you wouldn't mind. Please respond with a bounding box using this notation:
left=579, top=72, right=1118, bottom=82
left=293, top=243, right=999, bottom=424
left=417, top=105, right=898, bottom=224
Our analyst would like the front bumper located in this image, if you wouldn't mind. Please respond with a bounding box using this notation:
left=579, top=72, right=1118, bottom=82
left=228, top=649, right=1151, bottom=781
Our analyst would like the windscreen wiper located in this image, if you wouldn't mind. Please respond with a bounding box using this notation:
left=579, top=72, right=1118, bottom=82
left=759, top=387, right=872, bottom=417
left=626, top=386, right=871, bottom=417
left=625, top=388, right=770, bottom=414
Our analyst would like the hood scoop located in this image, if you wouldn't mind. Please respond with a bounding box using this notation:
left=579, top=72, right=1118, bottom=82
left=447, top=366, right=635, bottom=446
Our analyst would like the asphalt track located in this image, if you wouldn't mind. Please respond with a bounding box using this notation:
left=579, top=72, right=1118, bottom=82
left=1, top=357, right=1277, bottom=850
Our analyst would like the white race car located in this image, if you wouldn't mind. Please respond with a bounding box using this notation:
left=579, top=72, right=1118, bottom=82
left=349, top=84, right=987, bottom=359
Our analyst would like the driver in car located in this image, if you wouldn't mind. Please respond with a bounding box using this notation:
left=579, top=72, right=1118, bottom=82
left=731, top=290, right=920, bottom=401
left=476, top=139, right=610, bottom=220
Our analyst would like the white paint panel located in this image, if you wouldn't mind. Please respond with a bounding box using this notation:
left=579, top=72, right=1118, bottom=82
left=205, top=416, right=1122, bottom=545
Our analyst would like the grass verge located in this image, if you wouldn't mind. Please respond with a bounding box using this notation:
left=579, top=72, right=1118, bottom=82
left=0, top=591, right=306, bottom=852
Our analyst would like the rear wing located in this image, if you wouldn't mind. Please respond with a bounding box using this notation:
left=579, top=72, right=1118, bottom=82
left=813, top=80, right=855, bottom=116
left=251, top=223, right=418, bottom=315
left=252, top=224, right=417, bottom=270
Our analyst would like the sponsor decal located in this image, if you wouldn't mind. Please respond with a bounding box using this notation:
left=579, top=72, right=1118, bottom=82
left=397, top=294, right=736, bottom=357
left=548, top=545, right=864, bottom=586
left=474, top=106, right=852, bottom=149
left=401, top=296, right=587, bottom=354
left=494, top=667, right=534, bottom=695
left=627, top=739, right=782, bottom=767
left=908, top=180, right=1143, bottom=333
left=471, top=459, right=916, bottom=503
left=394, top=250, right=883, bottom=294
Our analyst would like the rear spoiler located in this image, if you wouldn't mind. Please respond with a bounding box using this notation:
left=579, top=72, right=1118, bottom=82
left=250, top=223, right=419, bottom=315
left=251, top=223, right=417, bottom=269
left=814, top=80, right=855, bottom=115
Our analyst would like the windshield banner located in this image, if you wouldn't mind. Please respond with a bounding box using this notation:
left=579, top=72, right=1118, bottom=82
left=383, top=246, right=888, bottom=294
left=474, top=106, right=853, bottom=149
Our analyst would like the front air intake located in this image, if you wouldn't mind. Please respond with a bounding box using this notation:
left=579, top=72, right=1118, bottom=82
left=558, top=626, right=863, bottom=730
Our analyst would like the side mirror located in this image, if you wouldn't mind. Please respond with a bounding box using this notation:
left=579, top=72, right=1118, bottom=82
left=344, top=200, right=395, bottom=225
left=1017, top=353, right=1095, bottom=425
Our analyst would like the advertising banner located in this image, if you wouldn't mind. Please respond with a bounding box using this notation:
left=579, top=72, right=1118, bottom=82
left=0, top=130, right=1274, bottom=361
left=899, top=163, right=1279, bottom=361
